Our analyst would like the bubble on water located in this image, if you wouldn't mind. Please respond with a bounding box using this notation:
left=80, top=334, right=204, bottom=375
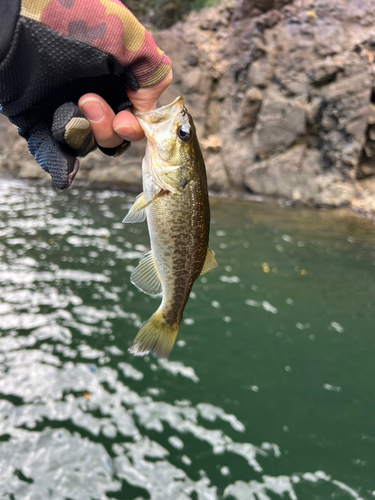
left=118, top=362, right=144, bottom=381
left=181, top=455, right=192, bottom=466
left=330, top=321, right=344, bottom=333
left=331, top=479, right=365, bottom=500
left=216, top=230, right=227, bottom=237
left=197, top=403, right=245, bottom=433
left=282, top=235, right=293, bottom=243
left=323, top=384, right=342, bottom=392
left=223, top=316, right=232, bottom=323
left=221, top=466, right=230, bottom=476
left=158, top=360, right=200, bottom=383
left=220, top=275, right=240, bottom=283
left=262, top=301, right=278, bottom=314
left=245, top=299, right=260, bottom=308
left=168, top=436, right=184, bottom=450
left=224, top=474, right=298, bottom=500
left=261, top=442, right=281, bottom=458
left=184, top=318, right=195, bottom=325
left=177, top=340, right=186, bottom=347
left=105, top=346, right=124, bottom=356
left=147, top=388, right=161, bottom=396
left=134, top=244, right=147, bottom=251
left=211, top=301, right=220, bottom=308
left=285, top=366, right=291, bottom=372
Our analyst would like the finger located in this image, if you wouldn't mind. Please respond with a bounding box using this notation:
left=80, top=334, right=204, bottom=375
left=113, top=109, right=145, bottom=141
left=127, top=70, right=173, bottom=112
left=78, top=93, right=123, bottom=149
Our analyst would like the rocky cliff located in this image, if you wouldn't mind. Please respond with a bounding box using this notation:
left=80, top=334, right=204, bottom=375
left=2, top=0, right=375, bottom=215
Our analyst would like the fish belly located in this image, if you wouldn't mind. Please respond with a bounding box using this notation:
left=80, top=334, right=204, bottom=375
left=146, top=182, right=198, bottom=326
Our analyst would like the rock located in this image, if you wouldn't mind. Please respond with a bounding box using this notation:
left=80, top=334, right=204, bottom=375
left=368, top=104, right=375, bottom=124
left=245, top=145, right=307, bottom=198
left=245, top=145, right=356, bottom=206
left=369, top=125, right=375, bottom=141
left=252, top=88, right=306, bottom=157
left=352, top=178, right=375, bottom=216
left=248, top=58, right=273, bottom=88
left=319, top=68, right=371, bottom=174
left=238, top=88, right=263, bottom=131
left=309, top=59, right=341, bottom=85
left=205, top=152, right=231, bottom=193
left=234, top=0, right=293, bottom=20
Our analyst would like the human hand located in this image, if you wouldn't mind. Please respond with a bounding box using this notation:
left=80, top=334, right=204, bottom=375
left=0, top=0, right=172, bottom=190
left=78, top=71, right=173, bottom=149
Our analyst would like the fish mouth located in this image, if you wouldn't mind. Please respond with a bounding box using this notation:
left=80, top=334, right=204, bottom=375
left=134, top=96, right=184, bottom=124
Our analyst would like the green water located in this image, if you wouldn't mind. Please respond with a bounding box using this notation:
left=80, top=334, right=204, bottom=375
left=1, top=178, right=375, bottom=499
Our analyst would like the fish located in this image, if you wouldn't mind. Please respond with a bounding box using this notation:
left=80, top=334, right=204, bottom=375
left=123, top=96, right=218, bottom=358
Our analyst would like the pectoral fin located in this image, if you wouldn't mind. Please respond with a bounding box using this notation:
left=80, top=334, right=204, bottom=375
left=200, top=248, right=218, bottom=275
left=123, top=193, right=147, bottom=224
left=123, top=191, right=168, bottom=224
left=131, top=251, right=162, bottom=296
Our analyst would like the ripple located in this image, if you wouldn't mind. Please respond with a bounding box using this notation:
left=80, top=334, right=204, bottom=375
left=0, top=179, right=371, bottom=499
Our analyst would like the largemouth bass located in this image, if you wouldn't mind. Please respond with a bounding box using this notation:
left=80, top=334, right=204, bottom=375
left=123, top=96, right=218, bottom=358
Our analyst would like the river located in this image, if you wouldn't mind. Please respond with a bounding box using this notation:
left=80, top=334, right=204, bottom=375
left=0, top=178, right=374, bottom=499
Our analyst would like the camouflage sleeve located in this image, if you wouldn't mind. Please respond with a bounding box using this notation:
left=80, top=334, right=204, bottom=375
left=20, top=0, right=172, bottom=88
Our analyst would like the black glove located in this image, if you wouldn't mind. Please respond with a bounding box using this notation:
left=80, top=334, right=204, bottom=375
left=0, top=1, right=139, bottom=189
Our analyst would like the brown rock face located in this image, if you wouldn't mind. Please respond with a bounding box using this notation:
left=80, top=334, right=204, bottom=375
left=234, top=0, right=293, bottom=18
left=158, top=0, right=375, bottom=211
left=3, top=0, right=375, bottom=215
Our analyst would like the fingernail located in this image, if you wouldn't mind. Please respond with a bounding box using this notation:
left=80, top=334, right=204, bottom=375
left=114, top=124, right=139, bottom=140
left=80, top=99, right=104, bottom=122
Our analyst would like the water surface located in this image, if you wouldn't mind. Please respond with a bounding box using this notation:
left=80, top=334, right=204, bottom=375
left=1, top=179, right=375, bottom=499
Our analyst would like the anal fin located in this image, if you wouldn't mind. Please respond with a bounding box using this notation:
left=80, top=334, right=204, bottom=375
left=200, top=248, right=218, bottom=275
left=131, top=251, right=162, bottom=296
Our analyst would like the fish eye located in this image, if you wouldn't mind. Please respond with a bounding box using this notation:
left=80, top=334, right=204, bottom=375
left=177, top=126, right=191, bottom=142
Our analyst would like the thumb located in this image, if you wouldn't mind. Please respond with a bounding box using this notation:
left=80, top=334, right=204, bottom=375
left=27, top=124, right=80, bottom=190
left=127, top=70, right=173, bottom=112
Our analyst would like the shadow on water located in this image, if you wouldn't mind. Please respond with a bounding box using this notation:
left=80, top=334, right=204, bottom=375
left=0, top=179, right=375, bottom=499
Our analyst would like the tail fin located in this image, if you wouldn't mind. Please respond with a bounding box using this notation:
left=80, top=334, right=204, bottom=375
left=128, top=311, right=180, bottom=359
